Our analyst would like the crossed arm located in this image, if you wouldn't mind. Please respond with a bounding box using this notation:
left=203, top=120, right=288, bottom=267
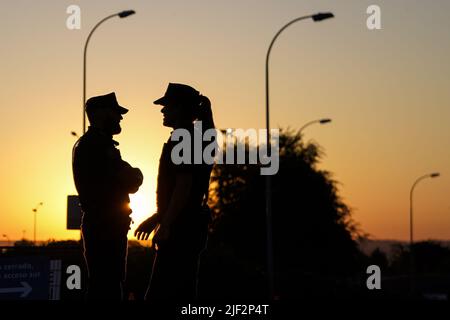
left=116, top=160, right=143, bottom=194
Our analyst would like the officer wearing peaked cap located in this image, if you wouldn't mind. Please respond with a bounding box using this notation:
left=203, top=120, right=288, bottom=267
left=135, top=83, right=215, bottom=300
left=72, top=92, right=143, bottom=300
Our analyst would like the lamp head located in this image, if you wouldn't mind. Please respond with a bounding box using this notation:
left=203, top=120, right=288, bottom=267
left=118, top=10, right=136, bottom=18
left=312, top=12, right=334, bottom=22
left=320, top=118, right=332, bottom=124
left=430, top=173, right=440, bottom=178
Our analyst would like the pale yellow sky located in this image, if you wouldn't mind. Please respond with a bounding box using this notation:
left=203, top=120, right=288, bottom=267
left=0, top=0, right=449, bottom=241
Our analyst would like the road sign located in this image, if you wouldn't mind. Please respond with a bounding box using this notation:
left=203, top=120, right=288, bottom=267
left=0, top=257, right=61, bottom=300
left=0, top=281, right=32, bottom=298
left=67, top=195, right=82, bottom=230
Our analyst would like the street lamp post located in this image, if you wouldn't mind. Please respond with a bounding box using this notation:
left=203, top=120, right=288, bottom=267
left=2, top=234, right=10, bottom=246
left=32, top=202, right=43, bottom=245
left=409, top=172, right=440, bottom=295
left=299, top=118, right=332, bottom=136
left=83, top=10, right=136, bottom=134
left=265, top=12, right=334, bottom=299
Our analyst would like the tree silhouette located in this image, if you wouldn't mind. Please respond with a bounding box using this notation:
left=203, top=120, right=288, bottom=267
left=202, top=128, right=366, bottom=298
left=390, top=241, right=450, bottom=275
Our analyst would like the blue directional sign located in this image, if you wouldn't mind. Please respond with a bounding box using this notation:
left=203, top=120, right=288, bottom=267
left=0, top=257, right=53, bottom=300
left=0, top=281, right=32, bottom=298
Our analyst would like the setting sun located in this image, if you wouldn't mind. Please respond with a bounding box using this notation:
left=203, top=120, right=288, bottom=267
left=1, top=0, right=450, bottom=305
left=129, top=189, right=157, bottom=236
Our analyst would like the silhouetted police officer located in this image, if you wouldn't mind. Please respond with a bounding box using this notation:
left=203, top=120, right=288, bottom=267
left=72, top=92, right=143, bottom=300
left=135, top=83, right=215, bottom=300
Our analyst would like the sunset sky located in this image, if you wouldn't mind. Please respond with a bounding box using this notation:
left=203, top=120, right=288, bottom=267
left=0, top=0, right=449, bottom=242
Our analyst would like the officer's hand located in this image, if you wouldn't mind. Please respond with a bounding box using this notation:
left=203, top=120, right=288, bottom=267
left=134, top=214, right=160, bottom=240
left=153, top=224, right=171, bottom=249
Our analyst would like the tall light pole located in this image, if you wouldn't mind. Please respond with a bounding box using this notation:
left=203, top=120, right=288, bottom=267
left=2, top=234, right=10, bottom=246
left=265, top=12, right=334, bottom=299
left=32, top=202, right=43, bottom=245
left=83, top=10, right=136, bottom=134
left=299, top=118, right=332, bottom=136
left=409, top=172, right=440, bottom=295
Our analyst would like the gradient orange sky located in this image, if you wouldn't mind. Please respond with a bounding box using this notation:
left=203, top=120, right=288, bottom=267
left=0, top=0, right=449, bottom=241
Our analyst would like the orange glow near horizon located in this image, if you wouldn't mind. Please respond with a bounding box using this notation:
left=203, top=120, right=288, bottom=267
left=0, top=1, right=449, bottom=242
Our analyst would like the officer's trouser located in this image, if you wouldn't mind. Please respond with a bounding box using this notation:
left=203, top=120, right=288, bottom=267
left=145, top=215, right=208, bottom=300
left=82, top=226, right=128, bottom=300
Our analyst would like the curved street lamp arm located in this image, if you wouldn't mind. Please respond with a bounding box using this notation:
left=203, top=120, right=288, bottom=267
left=265, top=15, right=313, bottom=134
left=410, top=173, right=439, bottom=202
left=82, top=13, right=119, bottom=134
left=299, top=119, right=322, bottom=134
left=32, top=202, right=44, bottom=212
left=265, top=15, right=313, bottom=70
left=83, top=14, right=119, bottom=57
